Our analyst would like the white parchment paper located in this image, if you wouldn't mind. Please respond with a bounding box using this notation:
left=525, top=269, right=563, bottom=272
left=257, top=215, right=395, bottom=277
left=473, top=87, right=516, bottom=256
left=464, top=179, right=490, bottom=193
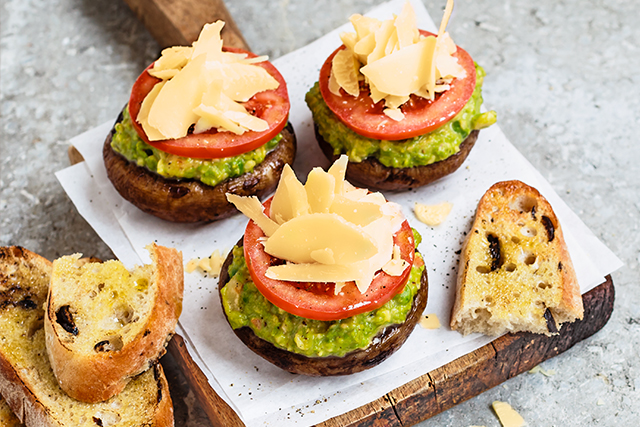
left=56, top=1, right=622, bottom=425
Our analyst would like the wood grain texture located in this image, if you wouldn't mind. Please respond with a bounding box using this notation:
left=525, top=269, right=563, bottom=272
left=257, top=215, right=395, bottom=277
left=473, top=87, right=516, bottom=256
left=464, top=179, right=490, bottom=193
left=167, top=276, right=615, bottom=427
left=121, top=0, right=249, bottom=49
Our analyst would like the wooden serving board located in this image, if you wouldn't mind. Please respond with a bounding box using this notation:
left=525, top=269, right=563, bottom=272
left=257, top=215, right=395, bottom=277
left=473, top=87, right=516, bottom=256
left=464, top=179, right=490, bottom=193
left=111, top=2, right=616, bottom=425
left=168, top=277, right=614, bottom=427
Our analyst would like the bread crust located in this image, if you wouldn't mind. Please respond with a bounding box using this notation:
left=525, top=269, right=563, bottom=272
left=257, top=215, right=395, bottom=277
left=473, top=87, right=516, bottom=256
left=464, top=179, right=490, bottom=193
left=44, top=244, right=184, bottom=403
left=103, top=113, right=297, bottom=222
left=315, top=125, right=479, bottom=191
left=0, top=246, right=174, bottom=426
left=450, top=180, right=583, bottom=336
left=218, top=240, right=428, bottom=376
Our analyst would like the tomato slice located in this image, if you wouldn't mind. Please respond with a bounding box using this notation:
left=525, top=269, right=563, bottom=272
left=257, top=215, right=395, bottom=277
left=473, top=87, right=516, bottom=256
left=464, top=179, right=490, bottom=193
left=319, top=30, right=476, bottom=141
left=242, top=198, right=416, bottom=321
left=128, top=47, right=290, bottom=159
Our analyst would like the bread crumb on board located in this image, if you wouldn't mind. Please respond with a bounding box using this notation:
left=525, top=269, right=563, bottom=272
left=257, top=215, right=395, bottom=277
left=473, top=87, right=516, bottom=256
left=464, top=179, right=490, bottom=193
left=419, top=313, right=441, bottom=329
left=414, top=202, right=453, bottom=226
left=186, top=249, right=227, bottom=277
left=492, top=401, right=526, bottom=427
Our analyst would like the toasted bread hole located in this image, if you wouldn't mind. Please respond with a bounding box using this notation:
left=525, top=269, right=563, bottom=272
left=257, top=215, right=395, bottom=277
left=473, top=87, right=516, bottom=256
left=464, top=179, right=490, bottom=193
left=114, top=304, right=135, bottom=326
left=484, top=296, right=495, bottom=307
left=89, top=290, right=97, bottom=299
left=473, top=308, right=491, bottom=321
left=538, top=282, right=552, bottom=290
left=513, top=292, right=521, bottom=298
left=476, top=265, right=491, bottom=274
left=505, top=263, right=517, bottom=272
left=511, top=195, right=538, bottom=213
left=94, top=336, right=124, bottom=352
left=511, top=236, right=521, bottom=244
left=524, top=253, right=537, bottom=265
left=520, top=226, right=537, bottom=237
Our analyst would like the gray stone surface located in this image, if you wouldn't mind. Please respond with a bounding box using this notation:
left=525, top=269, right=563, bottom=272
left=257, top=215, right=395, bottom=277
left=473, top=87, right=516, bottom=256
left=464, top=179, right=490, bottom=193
left=1, top=0, right=638, bottom=426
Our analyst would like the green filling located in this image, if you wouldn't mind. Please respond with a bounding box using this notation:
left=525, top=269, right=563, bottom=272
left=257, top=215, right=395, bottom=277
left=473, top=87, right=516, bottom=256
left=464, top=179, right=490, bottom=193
left=110, top=106, right=282, bottom=187
left=305, top=64, right=497, bottom=169
left=220, top=229, right=425, bottom=358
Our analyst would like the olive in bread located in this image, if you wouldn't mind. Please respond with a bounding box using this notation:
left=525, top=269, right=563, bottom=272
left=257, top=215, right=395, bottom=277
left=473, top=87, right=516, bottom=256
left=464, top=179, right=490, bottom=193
left=0, top=246, right=174, bottom=426
left=450, top=180, right=584, bottom=336
left=44, top=244, right=183, bottom=403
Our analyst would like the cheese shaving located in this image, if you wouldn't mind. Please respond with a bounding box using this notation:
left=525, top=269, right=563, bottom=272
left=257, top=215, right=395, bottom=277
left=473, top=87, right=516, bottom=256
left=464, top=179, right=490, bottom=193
left=226, top=155, right=408, bottom=293
left=492, top=401, right=526, bottom=427
left=414, top=201, right=453, bottom=226
left=331, top=0, right=465, bottom=120
left=185, top=249, right=227, bottom=277
left=138, top=21, right=279, bottom=140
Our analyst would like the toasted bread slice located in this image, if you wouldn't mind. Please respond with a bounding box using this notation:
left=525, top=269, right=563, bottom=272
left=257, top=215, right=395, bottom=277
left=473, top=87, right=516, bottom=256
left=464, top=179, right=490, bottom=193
left=44, top=244, right=183, bottom=403
left=0, top=246, right=174, bottom=426
left=450, top=180, right=583, bottom=336
left=0, top=395, right=22, bottom=427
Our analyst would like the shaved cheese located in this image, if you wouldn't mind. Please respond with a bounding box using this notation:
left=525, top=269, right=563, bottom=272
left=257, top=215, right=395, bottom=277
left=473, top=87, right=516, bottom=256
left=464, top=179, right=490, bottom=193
left=230, top=155, right=407, bottom=293
left=329, top=196, right=382, bottom=226
left=419, top=313, right=441, bottom=329
left=137, top=20, right=279, bottom=139
left=395, top=1, right=419, bottom=49
left=361, top=37, right=436, bottom=97
left=305, top=167, right=336, bottom=214
left=382, top=244, right=409, bottom=276
left=146, top=55, right=207, bottom=140
left=226, top=194, right=279, bottom=237
left=138, top=81, right=167, bottom=141
left=327, top=155, right=349, bottom=195
left=331, top=49, right=360, bottom=97
left=331, top=0, right=466, bottom=116
left=414, top=201, right=453, bottom=226
left=492, top=401, right=526, bottom=427
left=263, top=213, right=377, bottom=265
left=270, top=164, right=309, bottom=224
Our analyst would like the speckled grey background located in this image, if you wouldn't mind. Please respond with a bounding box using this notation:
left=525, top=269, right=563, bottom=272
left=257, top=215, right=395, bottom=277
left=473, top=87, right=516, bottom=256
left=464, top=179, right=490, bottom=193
left=1, top=0, right=638, bottom=426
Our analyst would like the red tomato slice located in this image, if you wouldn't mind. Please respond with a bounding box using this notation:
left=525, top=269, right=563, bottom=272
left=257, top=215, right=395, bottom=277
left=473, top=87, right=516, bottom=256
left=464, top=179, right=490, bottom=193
left=242, top=199, right=416, bottom=321
left=319, top=30, right=476, bottom=141
left=128, top=47, right=290, bottom=159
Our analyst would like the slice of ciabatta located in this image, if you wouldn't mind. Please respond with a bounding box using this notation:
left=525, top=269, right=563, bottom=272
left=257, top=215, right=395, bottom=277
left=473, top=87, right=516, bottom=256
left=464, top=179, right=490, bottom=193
left=44, top=244, right=183, bottom=403
left=0, top=246, right=174, bottom=426
left=450, top=180, right=583, bottom=336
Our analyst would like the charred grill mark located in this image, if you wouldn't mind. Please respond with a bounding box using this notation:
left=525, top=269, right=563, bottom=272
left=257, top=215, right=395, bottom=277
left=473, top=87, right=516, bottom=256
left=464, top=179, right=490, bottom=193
left=531, top=205, right=537, bottom=220
left=558, top=262, right=563, bottom=271
left=487, top=234, right=503, bottom=271
left=56, top=305, right=79, bottom=336
left=0, top=286, right=39, bottom=310
left=153, top=363, right=163, bottom=404
left=544, top=309, right=558, bottom=334
left=541, top=215, right=555, bottom=242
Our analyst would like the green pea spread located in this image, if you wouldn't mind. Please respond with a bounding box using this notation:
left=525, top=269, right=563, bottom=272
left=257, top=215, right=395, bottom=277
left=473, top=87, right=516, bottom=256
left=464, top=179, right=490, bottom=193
left=220, top=231, right=425, bottom=358
left=305, top=64, right=497, bottom=169
left=110, top=106, right=282, bottom=187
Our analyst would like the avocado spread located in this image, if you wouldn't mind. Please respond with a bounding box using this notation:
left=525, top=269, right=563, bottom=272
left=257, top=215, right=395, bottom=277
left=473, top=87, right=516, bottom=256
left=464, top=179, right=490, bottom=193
left=305, top=64, right=497, bottom=169
left=220, top=230, right=425, bottom=358
left=110, top=106, right=282, bottom=187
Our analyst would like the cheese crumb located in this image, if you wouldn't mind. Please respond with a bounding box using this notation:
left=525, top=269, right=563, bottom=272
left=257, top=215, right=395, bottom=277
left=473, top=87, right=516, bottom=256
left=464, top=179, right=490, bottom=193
left=414, top=201, right=453, bottom=226
left=492, top=401, right=525, bottom=427
left=528, top=365, right=556, bottom=377
left=186, top=249, right=227, bottom=277
left=419, top=313, right=441, bottom=329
